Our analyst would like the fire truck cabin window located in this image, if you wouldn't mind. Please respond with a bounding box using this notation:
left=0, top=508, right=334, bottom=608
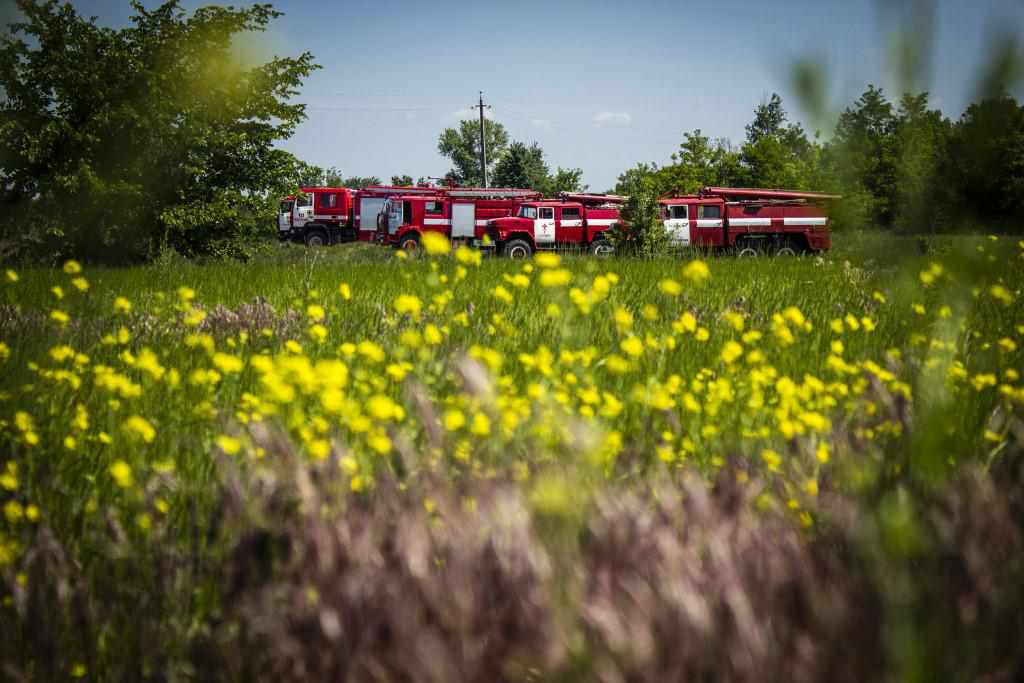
left=319, top=193, right=336, bottom=209
left=561, top=207, right=581, bottom=220
left=280, top=201, right=293, bottom=213
left=297, top=195, right=311, bottom=208
left=669, top=205, right=687, bottom=220
left=425, top=201, right=443, bottom=214
left=540, top=207, right=555, bottom=220
left=699, top=205, right=721, bottom=219
left=519, top=206, right=537, bottom=219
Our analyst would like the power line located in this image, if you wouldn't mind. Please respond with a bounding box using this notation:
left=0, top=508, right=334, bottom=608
left=471, top=91, right=491, bottom=188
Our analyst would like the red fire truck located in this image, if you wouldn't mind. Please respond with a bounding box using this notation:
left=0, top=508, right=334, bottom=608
left=379, top=188, right=542, bottom=251
left=485, top=193, right=625, bottom=257
left=277, top=185, right=439, bottom=246
left=659, top=187, right=838, bottom=255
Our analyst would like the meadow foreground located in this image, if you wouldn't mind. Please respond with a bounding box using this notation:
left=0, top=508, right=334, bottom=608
left=1, top=233, right=1022, bottom=681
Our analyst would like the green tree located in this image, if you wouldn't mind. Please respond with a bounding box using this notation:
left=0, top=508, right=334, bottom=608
left=607, top=174, right=668, bottom=256
left=939, top=94, right=1024, bottom=227
left=828, top=85, right=899, bottom=226
left=390, top=174, right=414, bottom=186
left=437, top=118, right=508, bottom=186
left=545, top=167, right=586, bottom=195
left=893, top=92, right=951, bottom=231
left=341, top=176, right=381, bottom=189
left=746, top=93, right=788, bottom=143
left=0, top=0, right=318, bottom=261
left=492, top=141, right=548, bottom=190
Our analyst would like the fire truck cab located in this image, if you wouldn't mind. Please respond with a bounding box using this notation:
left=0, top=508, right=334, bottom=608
left=659, top=187, right=837, bottom=255
left=487, top=194, right=623, bottom=257
left=278, top=186, right=439, bottom=246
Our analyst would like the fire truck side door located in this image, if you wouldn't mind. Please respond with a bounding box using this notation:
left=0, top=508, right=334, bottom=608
left=535, top=206, right=556, bottom=244
left=359, top=197, right=386, bottom=233
left=664, top=204, right=690, bottom=245
left=451, top=202, right=476, bottom=238
left=278, top=200, right=294, bottom=234
left=695, top=203, right=724, bottom=247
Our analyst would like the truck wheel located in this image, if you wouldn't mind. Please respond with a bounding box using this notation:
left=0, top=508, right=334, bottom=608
left=504, top=239, right=533, bottom=259
left=399, top=234, right=420, bottom=254
left=591, top=240, right=614, bottom=256
left=305, top=230, right=328, bottom=247
left=737, top=246, right=758, bottom=258
left=774, top=245, right=797, bottom=257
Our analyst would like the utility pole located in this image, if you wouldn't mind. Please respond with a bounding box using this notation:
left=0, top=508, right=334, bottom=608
left=473, top=91, right=491, bottom=188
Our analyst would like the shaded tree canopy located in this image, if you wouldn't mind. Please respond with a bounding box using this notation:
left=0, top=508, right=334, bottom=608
left=0, top=0, right=318, bottom=262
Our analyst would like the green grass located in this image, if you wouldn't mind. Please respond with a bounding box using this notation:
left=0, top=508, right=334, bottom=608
left=1, top=231, right=1022, bottom=680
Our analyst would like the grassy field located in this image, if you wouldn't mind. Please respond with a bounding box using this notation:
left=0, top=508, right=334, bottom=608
left=1, top=232, right=1023, bottom=681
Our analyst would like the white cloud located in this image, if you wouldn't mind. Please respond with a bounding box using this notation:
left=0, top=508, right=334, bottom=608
left=593, top=111, right=632, bottom=127
left=530, top=118, right=554, bottom=131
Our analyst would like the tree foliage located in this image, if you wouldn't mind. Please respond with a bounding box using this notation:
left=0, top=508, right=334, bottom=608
left=437, top=118, right=508, bottom=186
left=0, top=0, right=318, bottom=262
left=492, top=141, right=548, bottom=190
left=390, top=174, right=414, bottom=186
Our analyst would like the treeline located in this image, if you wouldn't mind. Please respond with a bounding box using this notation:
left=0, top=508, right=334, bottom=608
left=613, top=89, right=1024, bottom=232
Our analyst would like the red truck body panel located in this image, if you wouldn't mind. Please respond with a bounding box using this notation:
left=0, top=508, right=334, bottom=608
left=659, top=187, right=835, bottom=253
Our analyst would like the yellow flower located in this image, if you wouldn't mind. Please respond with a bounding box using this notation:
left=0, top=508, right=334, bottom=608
left=50, top=309, right=70, bottom=326
left=492, top=285, right=514, bottom=304
left=659, top=278, right=682, bottom=296
left=71, top=277, right=89, bottom=291
left=720, top=340, right=743, bottom=364
left=216, top=435, right=242, bottom=455
left=114, top=296, right=132, bottom=314
left=212, top=352, right=243, bottom=373
left=443, top=408, right=466, bottom=431
left=63, top=260, right=82, bottom=274
left=421, top=231, right=451, bottom=255
left=620, top=336, right=644, bottom=358
left=6, top=269, right=19, bottom=282
left=539, top=268, right=571, bottom=287
left=307, top=303, right=326, bottom=321
left=760, top=449, right=782, bottom=473
left=109, top=460, right=134, bottom=488
left=3, top=500, right=23, bottom=523
left=123, top=415, right=156, bottom=443
left=534, top=252, right=561, bottom=268
left=51, top=286, right=64, bottom=300
left=803, top=478, right=819, bottom=496
left=393, top=294, right=422, bottom=318
left=455, top=246, right=482, bottom=266
left=470, top=413, right=491, bottom=436
left=338, top=282, right=352, bottom=300
left=990, top=284, right=1014, bottom=305
left=682, top=259, right=710, bottom=283
left=423, top=324, right=443, bottom=345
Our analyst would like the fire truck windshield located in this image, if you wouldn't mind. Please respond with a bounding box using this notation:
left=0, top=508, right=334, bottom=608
left=296, top=195, right=311, bottom=208
left=518, top=206, right=537, bottom=219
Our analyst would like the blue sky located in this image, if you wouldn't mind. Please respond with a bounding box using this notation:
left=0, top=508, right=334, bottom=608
left=59, top=0, right=1024, bottom=190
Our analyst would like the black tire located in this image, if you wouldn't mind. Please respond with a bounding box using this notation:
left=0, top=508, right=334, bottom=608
left=736, top=245, right=759, bottom=258
left=591, top=239, right=614, bottom=256
left=305, top=230, right=328, bottom=247
left=774, top=245, right=797, bottom=257
left=399, top=233, right=420, bottom=254
left=503, top=238, right=533, bottom=259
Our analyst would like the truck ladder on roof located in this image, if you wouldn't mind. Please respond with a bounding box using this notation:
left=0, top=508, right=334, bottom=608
left=557, top=192, right=627, bottom=204
left=700, top=187, right=842, bottom=201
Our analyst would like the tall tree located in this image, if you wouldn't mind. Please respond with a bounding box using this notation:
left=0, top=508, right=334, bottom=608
left=829, top=85, right=899, bottom=225
left=492, top=141, right=548, bottom=190
left=545, top=167, right=586, bottom=195
left=746, top=93, right=788, bottom=144
left=893, top=92, right=950, bottom=231
left=390, top=174, right=414, bottom=186
left=0, top=0, right=318, bottom=261
left=437, top=118, right=508, bottom=186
